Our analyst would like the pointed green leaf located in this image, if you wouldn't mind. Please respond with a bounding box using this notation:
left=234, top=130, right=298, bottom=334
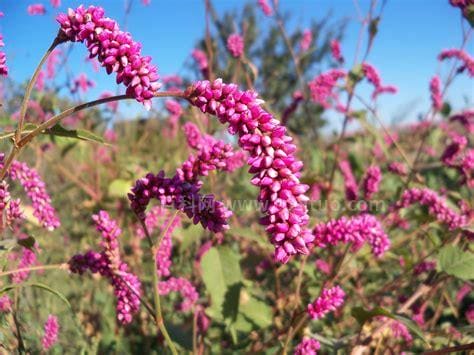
left=46, top=124, right=105, bottom=144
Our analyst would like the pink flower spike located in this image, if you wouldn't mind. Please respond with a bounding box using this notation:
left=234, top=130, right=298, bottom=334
left=307, top=285, right=345, bottom=320
left=439, top=48, right=474, bottom=77
left=50, top=0, right=61, bottom=8
left=0, top=295, right=12, bottom=313
left=313, top=214, right=391, bottom=257
left=300, top=30, right=313, bottom=52
left=56, top=5, right=161, bottom=109
left=0, top=33, right=8, bottom=77
left=362, top=165, right=382, bottom=200
left=28, top=4, right=46, bottom=15
left=258, top=0, right=273, bottom=16
left=185, top=79, right=313, bottom=263
left=227, top=33, right=245, bottom=58
left=330, top=39, right=344, bottom=63
left=394, top=187, right=467, bottom=230
left=294, top=337, right=320, bottom=355
left=430, top=75, right=443, bottom=111
left=41, top=315, right=59, bottom=350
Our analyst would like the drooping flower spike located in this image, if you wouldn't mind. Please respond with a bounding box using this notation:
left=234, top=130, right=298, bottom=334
left=227, top=33, right=244, bottom=58
left=294, top=337, right=320, bottom=355
left=69, top=211, right=142, bottom=324
left=430, top=75, right=443, bottom=111
left=362, top=165, right=382, bottom=200
left=258, top=0, right=273, bottom=16
left=56, top=5, right=161, bottom=109
left=0, top=154, right=60, bottom=231
left=300, top=29, right=313, bottom=52
left=158, top=277, right=199, bottom=312
left=185, top=78, right=313, bottom=263
left=307, top=285, right=345, bottom=320
left=312, top=214, right=390, bottom=258
left=0, top=32, right=8, bottom=76
left=41, top=315, right=59, bottom=350
left=439, top=48, right=474, bottom=77
left=394, top=188, right=467, bottom=230
left=27, top=4, right=46, bottom=16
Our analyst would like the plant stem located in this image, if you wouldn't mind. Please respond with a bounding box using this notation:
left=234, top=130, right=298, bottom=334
left=138, top=211, right=179, bottom=355
left=15, top=37, right=61, bottom=143
left=0, top=91, right=187, bottom=181
left=0, top=263, right=68, bottom=278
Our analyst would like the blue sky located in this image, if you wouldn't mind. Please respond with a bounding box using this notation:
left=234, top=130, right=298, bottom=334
left=0, top=0, right=472, bottom=127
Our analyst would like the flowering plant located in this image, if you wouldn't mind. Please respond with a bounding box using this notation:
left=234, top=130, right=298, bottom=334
left=0, top=1, right=472, bottom=353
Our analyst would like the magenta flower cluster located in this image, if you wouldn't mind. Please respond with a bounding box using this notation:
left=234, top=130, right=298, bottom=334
left=0, top=295, right=12, bottom=313
left=158, top=277, right=199, bottom=312
left=186, top=78, right=313, bottom=263
left=156, top=213, right=181, bottom=278
left=430, top=75, right=443, bottom=111
left=129, top=171, right=232, bottom=234
left=377, top=317, right=412, bottom=343
left=439, top=49, right=474, bottom=77
left=450, top=109, right=474, bottom=134
left=312, top=214, right=391, bottom=258
left=362, top=63, right=398, bottom=99
left=388, top=162, right=408, bottom=176
left=41, top=315, right=59, bottom=350
left=394, top=188, right=467, bottom=230
left=181, top=122, right=246, bottom=177
left=227, top=33, right=245, bottom=58
left=307, top=285, right=345, bottom=320
left=0, top=33, right=7, bottom=77
left=362, top=165, right=382, bottom=200
left=258, top=0, right=273, bottom=16
left=294, top=337, right=320, bottom=355
left=57, top=5, right=161, bottom=109
left=11, top=246, right=38, bottom=284
left=129, top=121, right=244, bottom=234
left=192, top=49, right=209, bottom=78
left=441, top=133, right=473, bottom=187
left=308, top=69, right=346, bottom=109
left=0, top=181, right=23, bottom=227
left=300, top=29, right=313, bottom=52
left=69, top=211, right=142, bottom=324
left=330, top=39, right=343, bottom=63
left=339, top=160, right=358, bottom=201
left=27, top=4, right=46, bottom=16
left=8, top=159, right=60, bottom=231
left=413, top=260, right=436, bottom=275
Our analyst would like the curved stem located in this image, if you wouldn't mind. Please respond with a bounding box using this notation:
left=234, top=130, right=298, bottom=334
left=0, top=263, right=68, bottom=278
left=0, top=91, right=187, bottom=180
left=16, top=37, right=60, bottom=143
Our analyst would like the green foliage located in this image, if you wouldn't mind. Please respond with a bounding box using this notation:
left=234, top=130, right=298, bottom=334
left=437, top=245, right=474, bottom=280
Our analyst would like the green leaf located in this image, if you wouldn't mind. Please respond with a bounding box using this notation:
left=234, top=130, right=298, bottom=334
left=46, top=124, right=105, bottom=144
left=222, top=282, right=243, bottom=322
left=351, top=306, right=428, bottom=345
left=201, top=246, right=242, bottom=320
left=108, top=179, right=132, bottom=198
left=437, top=245, right=474, bottom=280
left=239, top=292, right=273, bottom=329
left=165, top=321, right=193, bottom=351
left=17, top=236, right=36, bottom=250
left=351, top=306, right=392, bottom=325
